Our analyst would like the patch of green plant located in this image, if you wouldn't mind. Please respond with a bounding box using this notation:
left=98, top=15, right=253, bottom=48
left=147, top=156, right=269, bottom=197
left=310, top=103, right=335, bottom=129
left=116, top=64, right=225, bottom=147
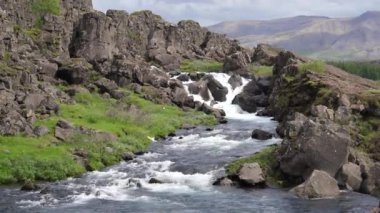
left=24, top=27, right=42, bottom=41
left=367, top=89, right=380, bottom=95
left=1, top=90, right=216, bottom=184
left=180, top=59, right=223, bottom=73
left=328, top=61, right=380, bottom=81
left=356, top=116, right=380, bottom=160
left=226, top=145, right=287, bottom=186
left=0, top=62, right=18, bottom=75
left=299, top=60, right=326, bottom=73
left=248, top=65, right=273, bottom=77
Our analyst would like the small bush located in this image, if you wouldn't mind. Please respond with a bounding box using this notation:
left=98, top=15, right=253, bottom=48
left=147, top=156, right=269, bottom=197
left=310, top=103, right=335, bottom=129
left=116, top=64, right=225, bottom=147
left=32, top=0, right=61, bottom=16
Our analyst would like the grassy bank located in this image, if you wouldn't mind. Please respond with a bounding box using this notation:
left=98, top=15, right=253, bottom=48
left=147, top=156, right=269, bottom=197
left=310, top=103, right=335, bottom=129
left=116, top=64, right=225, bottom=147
left=180, top=59, right=223, bottom=73
left=0, top=90, right=216, bottom=184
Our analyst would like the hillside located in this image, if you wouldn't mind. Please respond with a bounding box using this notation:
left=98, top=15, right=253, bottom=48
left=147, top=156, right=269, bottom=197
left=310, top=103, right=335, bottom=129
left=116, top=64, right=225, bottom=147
left=209, top=11, right=380, bottom=61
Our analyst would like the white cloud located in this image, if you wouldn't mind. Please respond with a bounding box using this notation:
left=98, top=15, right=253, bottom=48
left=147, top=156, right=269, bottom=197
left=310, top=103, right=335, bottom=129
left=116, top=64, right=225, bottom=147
left=92, top=0, right=380, bottom=26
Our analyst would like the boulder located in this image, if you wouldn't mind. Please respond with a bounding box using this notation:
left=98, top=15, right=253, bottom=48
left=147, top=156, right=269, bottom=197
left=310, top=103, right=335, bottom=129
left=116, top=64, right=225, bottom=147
left=34, top=126, right=49, bottom=137
left=204, top=75, right=228, bottom=102
left=149, top=178, right=163, bottom=184
left=228, top=74, right=243, bottom=90
left=94, top=78, right=124, bottom=99
left=21, top=181, right=41, bottom=191
left=223, top=51, right=249, bottom=76
left=336, top=163, right=362, bottom=191
left=172, top=87, right=194, bottom=108
left=251, top=129, right=273, bottom=140
left=256, top=77, right=272, bottom=95
left=0, top=110, right=33, bottom=136
left=291, top=170, right=340, bottom=199
left=56, top=58, right=92, bottom=84
left=280, top=119, right=350, bottom=178
left=237, top=163, right=265, bottom=186
left=311, top=105, right=335, bottom=120
left=23, top=93, right=45, bottom=111
left=232, top=80, right=265, bottom=113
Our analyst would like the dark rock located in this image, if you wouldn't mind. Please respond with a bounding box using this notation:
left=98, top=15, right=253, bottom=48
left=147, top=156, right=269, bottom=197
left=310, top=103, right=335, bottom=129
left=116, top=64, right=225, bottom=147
left=39, top=187, right=51, bottom=194
left=232, top=80, right=265, bottom=112
left=122, top=152, right=135, bottom=161
left=361, top=163, right=380, bottom=197
left=228, top=74, right=243, bottom=90
left=189, top=73, right=206, bottom=81
left=21, top=181, right=41, bottom=191
left=168, top=79, right=184, bottom=89
left=177, top=74, right=190, bottom=82
left=95, top=78, right=118, bottom=93
left=219, top=118, right=228, bottom=124
left=291, top=170, right=340, bottom=199
left=237, top=163, right=265, bottom=186
left=56, top=58, right=92, bottom=85
left=57, top=120, right=74, bottom=129
left=34, top=126, right=49, bottom=137
left=149, top=178, right=163, bottom=184
left=251, top=129, right=273, bottom=140
left=205, top=128, right=213, bottom=131
left=256, top=77, right=272, bottom=95
left=204, top=75, right=228, bottom=102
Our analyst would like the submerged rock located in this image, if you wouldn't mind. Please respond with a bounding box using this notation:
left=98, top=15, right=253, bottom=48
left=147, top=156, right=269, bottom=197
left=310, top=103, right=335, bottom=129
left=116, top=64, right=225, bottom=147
left=251, top=129, right=273, bottom=140
left=21, top=181, right=41, bottom=191
left=291, top=170, right=340, bottom=199
left=149, top=178, right=163, bottom=184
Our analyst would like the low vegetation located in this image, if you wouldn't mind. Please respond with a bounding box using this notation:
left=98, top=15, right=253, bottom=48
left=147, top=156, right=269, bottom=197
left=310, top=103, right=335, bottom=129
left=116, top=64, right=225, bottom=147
left=226, top=145, right=287, bottom=186
left=32, top=0, right=61, bottom=16
left=180, top=59, right=223, bottom=73
left=0, top=90, right=216, bottom=184
left=248, top=65, right=273, bottom=77
left=299, top=60, right=326, bottom=73
left=356, top=116, right=380, bottom=161
left=328, top=61, right=380, bottom=81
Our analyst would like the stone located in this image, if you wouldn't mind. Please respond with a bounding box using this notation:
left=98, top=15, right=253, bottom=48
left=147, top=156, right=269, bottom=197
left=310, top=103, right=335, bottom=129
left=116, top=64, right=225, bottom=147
left=237, top=163, right=265, bottom=186
left=223, top=51, right=249, bottom=76
left=149, top=178, right=163, bottom=184
left=57, top=120, right=74, bottom=129
left=256, top=77, right=272, bottom=95
left=336, top=163, right=362, bottom=191
left=228, top=74, right=243, bottom=90
left=232, top=80, right=264, bottom=113
left=251, top=129, right=273, bottom=140
left=213, top=177, right=234, bottom=186
left=291, top=170, right=340, bottom=199
left=361, top=163, right=380, bottom=197
left=204, top=75, right=228, bottom=102
left=122, top=152, right=135, bottom=161
left=23, top=93, right=45, bottom=111
left=34, top=126, right=49, bottom=137
left=21, top=181, right=41, bottom=191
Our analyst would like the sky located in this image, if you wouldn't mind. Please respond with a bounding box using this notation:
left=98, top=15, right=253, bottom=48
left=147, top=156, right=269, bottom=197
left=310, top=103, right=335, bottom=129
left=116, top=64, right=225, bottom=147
left=93, top=0, right=380, bottom=26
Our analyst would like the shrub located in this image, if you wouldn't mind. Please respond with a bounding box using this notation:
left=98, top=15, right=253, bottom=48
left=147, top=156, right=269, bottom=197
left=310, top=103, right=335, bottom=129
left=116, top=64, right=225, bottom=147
left=299, top=60, right=326, bottom=73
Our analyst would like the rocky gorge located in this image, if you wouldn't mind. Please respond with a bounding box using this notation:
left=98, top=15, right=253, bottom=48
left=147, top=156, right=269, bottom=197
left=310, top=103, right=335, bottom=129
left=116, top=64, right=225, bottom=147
left=0, top=0, right=379, bottom=212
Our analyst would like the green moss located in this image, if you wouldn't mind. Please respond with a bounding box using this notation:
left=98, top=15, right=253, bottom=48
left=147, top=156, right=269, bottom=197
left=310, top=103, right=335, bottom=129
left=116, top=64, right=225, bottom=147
left=248, top=65, right=273, bottom=77
left=32, top=0, right=61, bottom=16
left=1, top=90, right=216, bottom=184
left=180, top=59, right=223, bottom=73
left=226, top=145, right=287, bottom=186
left=299, top=60, right=326, bottom=73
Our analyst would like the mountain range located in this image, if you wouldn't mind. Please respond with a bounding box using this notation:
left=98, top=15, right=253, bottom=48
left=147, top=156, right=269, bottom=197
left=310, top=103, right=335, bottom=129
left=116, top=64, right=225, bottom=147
left=208, top=11, right=380, bottom=61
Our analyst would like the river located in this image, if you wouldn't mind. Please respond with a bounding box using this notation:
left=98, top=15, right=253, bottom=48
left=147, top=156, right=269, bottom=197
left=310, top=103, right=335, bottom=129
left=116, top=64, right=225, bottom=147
left=0, top=73, right=377, bottom=212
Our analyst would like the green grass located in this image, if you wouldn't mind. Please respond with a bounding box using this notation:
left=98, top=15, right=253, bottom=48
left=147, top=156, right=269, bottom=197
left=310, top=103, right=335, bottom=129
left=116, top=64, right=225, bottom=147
left=180, top=59, right=223, bottom=73
left=329, top=61, right=380, bottom=81
left=226, top=145, right=287, bottom=186
left=299, top=60, right=326, bottom=73
left=248, top=65, right=273, bottom=77
left=0, top=90, right=216, bottom=184
left=356, top=117, right=380, bottom=161
left=32, top=0, right=60, bottom=16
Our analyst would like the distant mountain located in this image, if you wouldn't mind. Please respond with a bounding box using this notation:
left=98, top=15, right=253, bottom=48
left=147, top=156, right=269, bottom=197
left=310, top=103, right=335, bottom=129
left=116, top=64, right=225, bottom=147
left=209, top=11, right=380, bottom=61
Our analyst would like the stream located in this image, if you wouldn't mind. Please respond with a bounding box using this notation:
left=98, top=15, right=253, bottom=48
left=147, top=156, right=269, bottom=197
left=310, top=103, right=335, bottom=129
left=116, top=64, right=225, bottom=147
left=0, top=73, right=377, bottom=213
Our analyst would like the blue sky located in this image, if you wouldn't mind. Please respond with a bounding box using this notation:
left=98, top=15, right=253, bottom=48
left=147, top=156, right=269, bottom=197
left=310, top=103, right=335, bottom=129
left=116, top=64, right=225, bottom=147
left=93, top=0, right=380, bottom=26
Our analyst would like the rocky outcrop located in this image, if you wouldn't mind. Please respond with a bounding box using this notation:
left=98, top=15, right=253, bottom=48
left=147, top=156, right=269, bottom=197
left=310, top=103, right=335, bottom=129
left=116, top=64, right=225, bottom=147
left=223, top=51, right=250, bottom=76
left=291, top=170, right=340, bottom=199
left=232, top=79, right=268, bottom=112
left=252, top=44, right=282, bottom=66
